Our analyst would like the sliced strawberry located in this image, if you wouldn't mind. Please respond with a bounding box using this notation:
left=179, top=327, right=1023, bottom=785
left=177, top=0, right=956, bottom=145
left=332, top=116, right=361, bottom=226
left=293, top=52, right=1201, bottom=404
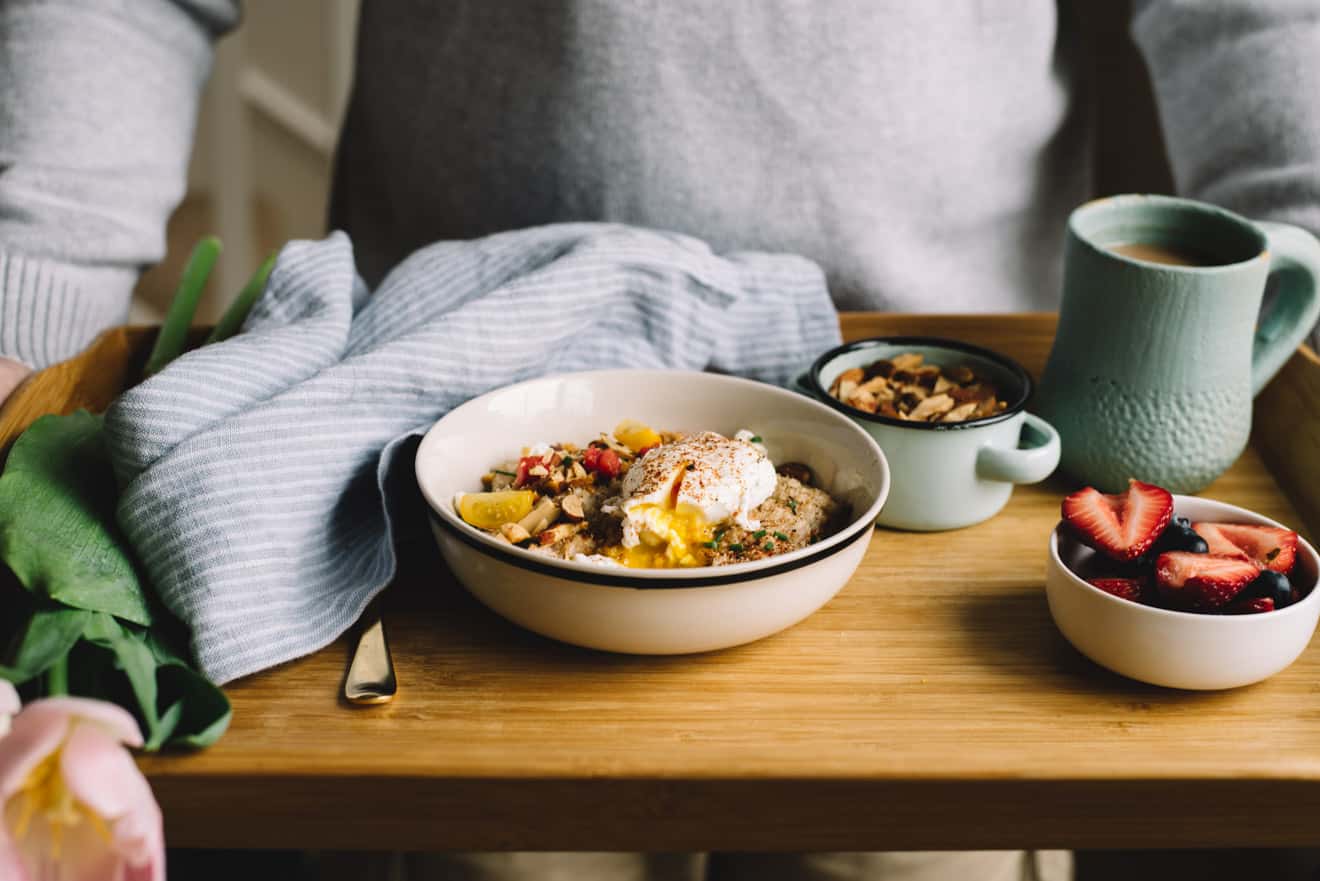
left=1061, top=480, right=1174, bottom=562
left=1226, top=596, right=1275, bottom=615
left=1191, top=522, right=1297, bottom=574
left=1189, top=522, right=1252, bottom=563
left=1155, top=552, right=1260, bottom=610
left=1087, top=577, right=1146, bottom=604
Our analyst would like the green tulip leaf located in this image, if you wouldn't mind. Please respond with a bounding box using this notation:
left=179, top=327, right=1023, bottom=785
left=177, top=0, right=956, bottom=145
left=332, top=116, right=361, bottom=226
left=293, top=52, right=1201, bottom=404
left=0, top=412, right=152, bottom=626
left=80, top=613, right=230, bottom=751
left=0, top=603, right=91, bottom=683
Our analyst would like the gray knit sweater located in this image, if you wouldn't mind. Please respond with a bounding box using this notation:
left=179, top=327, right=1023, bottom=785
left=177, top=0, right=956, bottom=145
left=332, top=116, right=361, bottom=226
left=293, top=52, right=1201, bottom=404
left=3, top=0, right=1319, bottom=368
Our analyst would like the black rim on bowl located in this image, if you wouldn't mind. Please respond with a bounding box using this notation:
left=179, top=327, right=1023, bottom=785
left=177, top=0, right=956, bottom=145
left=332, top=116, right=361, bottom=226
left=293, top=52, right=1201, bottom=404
left=429, top=511, right=876, bottom=589
left=808, top=336, right=1033, bottom=431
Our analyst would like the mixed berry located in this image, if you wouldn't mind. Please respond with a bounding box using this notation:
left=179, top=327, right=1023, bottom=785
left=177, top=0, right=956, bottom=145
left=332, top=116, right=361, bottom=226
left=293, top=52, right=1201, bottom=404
left=1061, top=479, right=1307, bottom=614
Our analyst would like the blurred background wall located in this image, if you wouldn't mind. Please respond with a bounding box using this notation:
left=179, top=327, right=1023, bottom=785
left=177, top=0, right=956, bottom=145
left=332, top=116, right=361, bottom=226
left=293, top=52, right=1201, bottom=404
left=131, top=0, right=1173, bottom=325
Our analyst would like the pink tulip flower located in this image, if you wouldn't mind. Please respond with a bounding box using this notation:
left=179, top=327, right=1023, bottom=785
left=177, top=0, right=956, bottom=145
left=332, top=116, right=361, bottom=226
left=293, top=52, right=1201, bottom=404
left=0, top=693, right=163, bottom=881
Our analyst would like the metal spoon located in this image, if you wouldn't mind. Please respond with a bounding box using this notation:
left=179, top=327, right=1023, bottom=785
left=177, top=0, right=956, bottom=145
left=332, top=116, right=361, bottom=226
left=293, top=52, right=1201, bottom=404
left=344, top=599, right=397, bottom=705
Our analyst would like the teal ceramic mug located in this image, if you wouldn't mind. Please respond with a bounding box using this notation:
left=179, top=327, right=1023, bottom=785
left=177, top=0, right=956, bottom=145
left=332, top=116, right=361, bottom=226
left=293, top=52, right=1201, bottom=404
left=1035, top=195, right=1320, bottom=494
left=806, top=338, right=1060, bottom=531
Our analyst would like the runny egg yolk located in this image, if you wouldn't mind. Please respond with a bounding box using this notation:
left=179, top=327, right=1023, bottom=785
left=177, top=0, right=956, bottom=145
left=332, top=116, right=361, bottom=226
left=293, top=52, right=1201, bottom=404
left=608, top=502, right=713, bottom=568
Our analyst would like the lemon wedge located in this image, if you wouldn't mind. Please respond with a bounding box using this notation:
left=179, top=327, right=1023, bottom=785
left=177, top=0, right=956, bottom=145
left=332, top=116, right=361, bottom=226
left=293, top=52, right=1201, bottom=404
left=613, top=419, right=662, bottom=453
left=458, top=490, right=536, bottom=530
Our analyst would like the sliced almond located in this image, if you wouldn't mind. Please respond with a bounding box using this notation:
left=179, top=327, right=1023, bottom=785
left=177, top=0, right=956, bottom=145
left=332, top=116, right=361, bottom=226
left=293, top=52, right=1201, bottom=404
left=909, top=393, right=955, bottom=421
left=538, top=523, right=580, bottom=546
left=857, top=376, right=889, bottom=396
left=500, top=522, right=531, bottom=544
left=561, top=494, right=585, bottom=521
left=837, top=379, right=859, bottom=401
left=528, top=464, right=550, bottom=478
left=571, top=461, right=588, bottom=479
left=849, top=389, right=879, bottom=413
left=891, top=353, right=924, bottom=370
left=897, top=383, right=927, bottom=400
left=934, top=376, right=955, bottom=394
left=943, top=402, right=979, bottom=422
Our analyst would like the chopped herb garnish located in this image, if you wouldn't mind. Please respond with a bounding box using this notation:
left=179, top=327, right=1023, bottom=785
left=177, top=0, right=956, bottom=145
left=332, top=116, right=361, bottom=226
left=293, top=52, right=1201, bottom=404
left=713, top=527, right=726, bottom=542
left=561, top=457, right=574, bottom=468
left=493, top=469, right=517, bottom=477
left=750, top=435, right=762, bottom=443
left=762, top=542, right=774, bottom=552
left=787, top=498, right=798, bottom=512
left=774, top=531, right=790, bottom=542
left=727, top=543, right=745, bottom=553
left=752, top=529, right=767, bottom=540
left=702, top=540, right=718, bottom=549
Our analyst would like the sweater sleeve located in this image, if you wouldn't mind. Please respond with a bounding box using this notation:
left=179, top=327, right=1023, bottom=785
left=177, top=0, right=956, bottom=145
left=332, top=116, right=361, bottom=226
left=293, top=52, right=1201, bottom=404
left=0, top=0, right=239, bottom=369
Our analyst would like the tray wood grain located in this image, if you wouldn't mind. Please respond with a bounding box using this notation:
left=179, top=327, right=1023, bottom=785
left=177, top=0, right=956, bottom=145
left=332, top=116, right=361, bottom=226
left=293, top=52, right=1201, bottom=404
left=3, top=314, right=1319, bottom=852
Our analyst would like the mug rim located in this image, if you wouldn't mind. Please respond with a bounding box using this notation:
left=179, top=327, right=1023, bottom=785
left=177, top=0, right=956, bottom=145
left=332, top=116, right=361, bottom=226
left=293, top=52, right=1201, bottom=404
left=808, top=336, right=1032, bottom=432
left=1070, top=194, right=1268, bottom=274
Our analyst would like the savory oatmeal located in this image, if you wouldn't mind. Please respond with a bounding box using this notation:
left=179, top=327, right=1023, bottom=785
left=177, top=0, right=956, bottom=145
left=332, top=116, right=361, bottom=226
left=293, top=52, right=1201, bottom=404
left=455, top=421, right=849, bottom=568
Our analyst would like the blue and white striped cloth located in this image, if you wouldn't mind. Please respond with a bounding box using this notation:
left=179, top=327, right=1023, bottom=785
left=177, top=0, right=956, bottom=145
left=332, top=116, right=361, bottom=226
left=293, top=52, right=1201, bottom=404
left=103, top=224, right=841, bottom=684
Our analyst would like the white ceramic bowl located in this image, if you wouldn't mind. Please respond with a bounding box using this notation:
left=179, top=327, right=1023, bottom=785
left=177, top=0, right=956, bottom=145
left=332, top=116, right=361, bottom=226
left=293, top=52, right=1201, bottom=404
left=415, top=369, right=890, bottom=654
left=1046, top=495, right=1320, bottom=690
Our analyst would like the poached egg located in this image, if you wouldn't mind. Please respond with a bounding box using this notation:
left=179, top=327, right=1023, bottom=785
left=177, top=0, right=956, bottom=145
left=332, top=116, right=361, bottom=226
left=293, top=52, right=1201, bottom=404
left=609, top=431, right=777, bottom=568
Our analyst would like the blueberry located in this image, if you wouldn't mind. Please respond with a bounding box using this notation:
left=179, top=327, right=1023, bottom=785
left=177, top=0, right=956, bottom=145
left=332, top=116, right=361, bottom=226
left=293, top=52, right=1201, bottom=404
left=1244, top=570, right=1293, bottom=608
left=1149, top=521, right=1209, bottom=556
left=1174, top=516, right=1191, bottom=528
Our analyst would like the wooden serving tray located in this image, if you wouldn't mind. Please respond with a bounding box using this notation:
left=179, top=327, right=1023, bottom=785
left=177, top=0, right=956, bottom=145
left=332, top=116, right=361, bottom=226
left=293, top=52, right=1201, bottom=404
left=3, top=313, right=1319, bottom=852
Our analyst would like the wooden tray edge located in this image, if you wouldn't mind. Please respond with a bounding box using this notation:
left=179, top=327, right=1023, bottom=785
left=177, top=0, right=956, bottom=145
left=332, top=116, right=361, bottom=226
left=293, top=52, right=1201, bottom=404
left=1253, top=343, right=1320, bottom=539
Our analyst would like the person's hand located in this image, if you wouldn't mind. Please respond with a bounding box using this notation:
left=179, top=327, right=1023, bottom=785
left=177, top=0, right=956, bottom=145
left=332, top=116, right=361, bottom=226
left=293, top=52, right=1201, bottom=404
left=0, top=357, right=32, bottom=407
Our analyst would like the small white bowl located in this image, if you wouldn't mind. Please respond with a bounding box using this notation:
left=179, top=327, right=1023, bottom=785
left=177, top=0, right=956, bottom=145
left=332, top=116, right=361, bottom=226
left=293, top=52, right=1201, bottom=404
left=415, top=369, right=890, bottom=654
left=1046, top=495, right=1320, bottom=690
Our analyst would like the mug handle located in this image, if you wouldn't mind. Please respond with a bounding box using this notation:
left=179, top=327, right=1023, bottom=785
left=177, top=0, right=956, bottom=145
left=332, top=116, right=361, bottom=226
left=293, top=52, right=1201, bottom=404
left=1252, top=221, right=1320, bottom=396
left=976, top=413, right=1061, bottom=485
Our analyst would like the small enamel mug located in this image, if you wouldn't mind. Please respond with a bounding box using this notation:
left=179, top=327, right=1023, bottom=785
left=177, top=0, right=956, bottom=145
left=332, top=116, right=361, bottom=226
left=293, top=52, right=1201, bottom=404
left=806, top=337, right=1061, bottom=531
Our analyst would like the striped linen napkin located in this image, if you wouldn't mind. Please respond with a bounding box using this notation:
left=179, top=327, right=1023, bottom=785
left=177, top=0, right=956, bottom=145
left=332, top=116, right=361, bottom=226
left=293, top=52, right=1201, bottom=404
left=103, top=224, right=841, bottom=684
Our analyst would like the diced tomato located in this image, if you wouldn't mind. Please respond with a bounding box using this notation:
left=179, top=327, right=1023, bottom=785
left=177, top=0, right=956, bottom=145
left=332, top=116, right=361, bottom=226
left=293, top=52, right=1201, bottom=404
left=582, top=446, right=621, bottom=479
left=513, top=455, right=542, bottom=488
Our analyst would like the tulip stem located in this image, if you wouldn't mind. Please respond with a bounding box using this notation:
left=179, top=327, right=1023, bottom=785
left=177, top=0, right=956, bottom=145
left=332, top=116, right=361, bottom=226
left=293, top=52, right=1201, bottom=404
left=46, top=656, right=69, bottom=696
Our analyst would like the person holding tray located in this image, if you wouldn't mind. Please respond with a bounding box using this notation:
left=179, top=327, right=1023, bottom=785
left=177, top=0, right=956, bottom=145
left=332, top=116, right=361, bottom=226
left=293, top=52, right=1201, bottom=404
left=1, top=2, right=1318, bottom=880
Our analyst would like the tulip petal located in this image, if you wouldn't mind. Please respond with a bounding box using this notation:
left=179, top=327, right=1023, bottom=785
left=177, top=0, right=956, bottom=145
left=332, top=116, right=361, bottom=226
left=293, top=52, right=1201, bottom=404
left=59, top=726, right=163, bottom=879
left=7, top=795, right=121, bottom=881
left=58, top=726, right=151, bottom=822
left=114, top=797, right=164, bottom=881
left=16, top=699, right=143, bottom=749
left=0, top=830, right=31, bottom=881
left=0, top=708, right=68, bottom=799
